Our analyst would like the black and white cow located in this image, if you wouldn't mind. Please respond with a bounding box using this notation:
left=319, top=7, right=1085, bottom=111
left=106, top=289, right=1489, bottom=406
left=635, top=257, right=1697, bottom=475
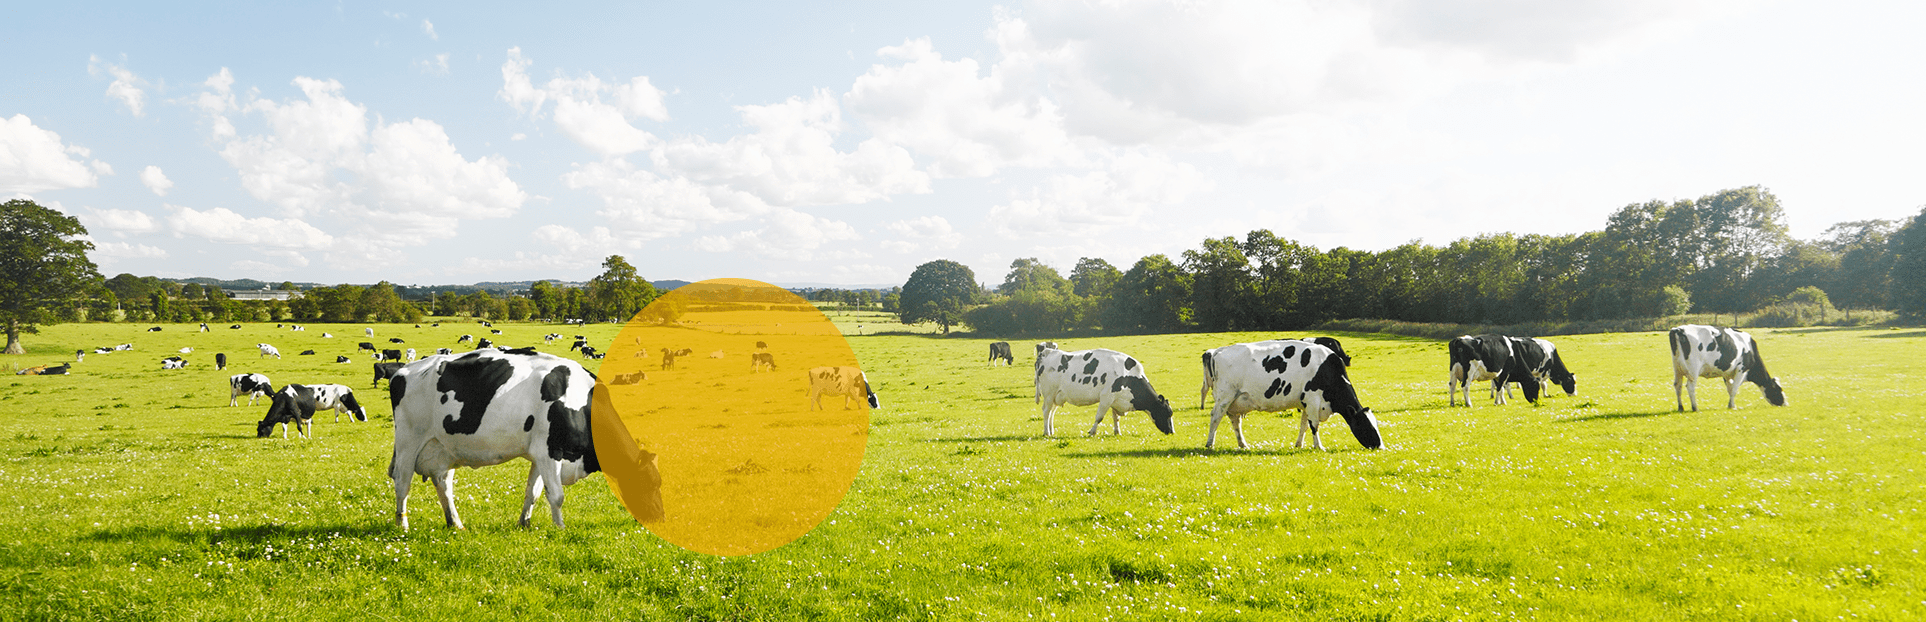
left=490, top=330, right=503, bottom=335
left=1501, top=337, right=1577, bottom=400
left=256, top=343, right=281, bottom=359
left=1204, top=340, right=1381, bottom=450
left=372, top=362, right=405, bottom=387
left=257, top=383, right=371, bottom=439
left=322, top=332, right=333, bottom=338
left=1033, top=345, right=1174, bottom=437
left=476, top=338, right=494, bottom=350
left=115, top=344, right=133, bottom=351
left=229, top=373, right=274, bottom=407
left=379, top=349, right=404, bottom=362
left=808, top=366, right=879, bottom=410
left=358, top=342, right=377, bottom=352
left=74, top=350, right=84, bottom=363
left=299, top=349, right=316, bottom=356
left=390, top=338, right=406, bottom=344
left=750, top=352, right=777, bottom=372
left=1447, top=335, right=1540, bottom=407
left=435, top=347, right=453, bottom=356
left=199, top=323, right=209, bottom=332
left=1670, top=325, right=1786, bottom=411
left=570, top=338, right=588, bottom=352
left=388, top=349, right=645, bottom=529
left=406, top=348, right=417, bottom=362
left=337, top=356, right=352, bottom=363
left=161, top=356, right=189, bottom=369
left=365, top=327, right=374, bottom=337
left=1200, top=337, right=1350, bottom=408
left=147, top=326, right=162, bottom=332
left=988, top=341, right=1013, bottom=366
left=229, top=324, right=241, bottom=329
left=215, top=353, right=227, bottom=370
left=579, top=346, right=598, bottom=360
left=458, top=334, right=473, bottom=344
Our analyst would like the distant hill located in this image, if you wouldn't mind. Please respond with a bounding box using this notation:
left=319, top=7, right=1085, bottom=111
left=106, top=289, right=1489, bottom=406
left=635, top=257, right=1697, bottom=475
left=164, top=276, right=895, bottom=295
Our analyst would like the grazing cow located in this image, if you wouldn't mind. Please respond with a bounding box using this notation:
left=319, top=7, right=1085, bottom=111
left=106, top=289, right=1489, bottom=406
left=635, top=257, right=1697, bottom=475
left=388, top=349, right=635, bottom=529
left=299, top=350, right=316, bottom=356
left=389, top=338, right=406, bottom=344
left=161, top=356, right=189, bottom=369
left=659, top=348, right=679, bottom=370
left=378, top=349, right=403, bottom=362
left=476, top=338, right=494, bottom=350
left=359, top=342, right=377, bottom=352
left=808, top=366, right=879, bottom=410
left=750, top=352, right=777, bottom=372
left=179, top=346, right=193, bottom=354
left=372, top=362, right=405, bottom=387
left=569, top=339, right=587, bottom=352
left=147, top=326, right=162, bottom=332
left=229, top=373, right=275, bottom=407
left=988, top=341, right=1013, bottom=366
left=1670, top=325, right=1786, bottom=411
left=755, top=341, right=768, bottom=350
left=1032, top=346, right=1174, bottom=437
left=257, top=343, right=281, bottom=359
left=1502, top=337, right=1577, bottom=400
left=406, top=348, right=417, bottom=362
left=459, top=334, right=474, bottom=344
left=268, top=383, right=369, bottom=427
left=200, top=323, right=210, bottom=332
left=1447, top=335, right=1539, bottom=407
left=215, top=353, right=226, bottom=370
left=1199, top=337, right=1351, bottom=408
left=435, top=347, right=453, bottom=355
left=337, top=356, right=352, bottom=363
left=1204, top=340, right=1381, bottom=450
left=579, top=346, right=599, bottom=359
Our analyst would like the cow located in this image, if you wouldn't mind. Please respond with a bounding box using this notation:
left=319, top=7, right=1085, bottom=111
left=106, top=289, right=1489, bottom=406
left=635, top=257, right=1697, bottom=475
left=256, top=344, right=281, bottom=359
left=458, top=334, right=473, bottom=343
left=751, top=352, right=777, bottom=372
left=178, top=347, right=193, bottom=354
left=291, top=325, right=304, bottom=332
left=379, top=349, right=404, bottom=362
left=435, top=347, right=453, bottom=355
left=1447, top=335, right=1539, bottom=407
left=389, top=338, right=407, bottom=344
left=358, top=342, right=378, bottom=352
left=322, top=332, right=333, bottom=338
left=215, top=353, right=226, bottom=370
left=276, top=383, right=369, bottom=425
left=583, top=351, right=605, bottom=360
left=115, top=344, right=133, bottom=351
left=388, top=349, right=652, bottom=529
left=406, top=348, right=418, bottom=362
left=579, top=346, right=599, bottom=359
left=476, top=338, right=494, bottom=350
left=147, top=326, right=162, bottom=332
left=808, top=366, right=879, bottom=410
left=257, top=386, right=314, bottom=440
left=1204, top=340, right=1381, bottom=450
left=988, top=341, right=1013, bottom=366
left=299, top=350, right=316, bottom=356
left=337, top=356, right=352, bottom=363
left=570, top=339, right=587, bottom=352
left=365, top=328, right=374, bottom=337
left=229, top=373, right=274, bottom=407
left=200, top=323, right=210, bottom=332
left=161, top=356, right=189, bottom=369
left=230, top=324, right=242, bottom=329
left=659, top=348, right=679, bottom=370
left=373, top=362, right=405, bottom=387
left=1032, top=345, right=1174, bottom=437
left=755, top=341, right=768, bottom=350
left=1502, top=337, right=1577, bottom=400
left=1670, top=325, right=1786, bottom=411
left=74, top=350, right=84, bottom=363
left=1199, top=337, right=1350, bottom=408
left=490, top=330, right=503, bottom=335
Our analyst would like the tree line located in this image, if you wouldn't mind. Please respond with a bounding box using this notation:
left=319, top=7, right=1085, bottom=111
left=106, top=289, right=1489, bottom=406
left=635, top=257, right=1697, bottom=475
left=902, top=187, right=1926, bottom=335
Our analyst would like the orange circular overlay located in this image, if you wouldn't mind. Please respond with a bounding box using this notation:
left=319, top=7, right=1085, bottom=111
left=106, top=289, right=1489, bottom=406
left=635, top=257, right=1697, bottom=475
left=591, top=278, right=870, bottom=556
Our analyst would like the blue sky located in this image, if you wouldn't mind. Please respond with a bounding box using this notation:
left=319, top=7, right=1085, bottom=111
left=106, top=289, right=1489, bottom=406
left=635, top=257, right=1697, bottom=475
left=5, top=1, right=1924, bottom=287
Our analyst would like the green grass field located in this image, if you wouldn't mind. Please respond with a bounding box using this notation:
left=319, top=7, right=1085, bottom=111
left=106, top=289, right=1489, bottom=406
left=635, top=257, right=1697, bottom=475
left=1, top=320, right=1920, bottom=620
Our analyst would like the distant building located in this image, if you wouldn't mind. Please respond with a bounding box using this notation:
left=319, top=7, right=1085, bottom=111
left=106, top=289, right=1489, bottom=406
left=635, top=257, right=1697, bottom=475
left=223, top=288, right=302, bottom=301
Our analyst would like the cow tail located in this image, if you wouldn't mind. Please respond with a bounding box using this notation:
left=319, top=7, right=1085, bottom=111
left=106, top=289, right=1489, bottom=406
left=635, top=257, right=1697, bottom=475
left=1668, top=327, right=1688, bottom=361
left=1200, top=351, right=1215, bottom=381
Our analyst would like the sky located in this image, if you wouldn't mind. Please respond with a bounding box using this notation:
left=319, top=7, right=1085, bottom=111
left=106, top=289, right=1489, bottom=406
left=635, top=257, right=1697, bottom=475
left=4, top=1, right=1924, bottom=287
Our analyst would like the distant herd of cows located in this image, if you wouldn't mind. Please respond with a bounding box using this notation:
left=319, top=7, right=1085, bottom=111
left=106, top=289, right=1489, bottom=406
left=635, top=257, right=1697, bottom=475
left=16, top=321, right=1783, bottom=529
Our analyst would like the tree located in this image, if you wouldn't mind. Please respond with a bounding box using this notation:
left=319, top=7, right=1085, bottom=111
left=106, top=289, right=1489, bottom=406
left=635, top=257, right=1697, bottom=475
left=1107, top=254, right=1190, bottom=333
left=529, top=280, right=561, bottom=319
left=899, top=259, right=978, bottom=333
left=277, top=281, right=297, bottom=291
left=585, top=255, right=658, bottom=322
left=1069, top=258, right=1121, bottom=299
left=1182, top=237, right=1252, bottom=331
left=997, top=258, right=1070, bottom=296
left=1, top=199, right=103, bottom=354
left=1889, top=207, right=1926, bottom=318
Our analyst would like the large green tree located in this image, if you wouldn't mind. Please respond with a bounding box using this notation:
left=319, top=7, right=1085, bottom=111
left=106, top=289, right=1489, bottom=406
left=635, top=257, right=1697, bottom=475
left=1107, top=254, right=1190, bottom=333
left=585, top=255, right=658, bottom=322
left=996, top=258, right=1070, bottom=296
left=1, top=199, right=103, bottom=354
left=1889, top=207, right=1926, bottom=318
left=899, top=259, right=978, bottom=333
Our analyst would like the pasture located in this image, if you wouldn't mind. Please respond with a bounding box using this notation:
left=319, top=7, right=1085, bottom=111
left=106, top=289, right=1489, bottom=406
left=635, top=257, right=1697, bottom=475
left=0, top=321, right=1920, bottom=620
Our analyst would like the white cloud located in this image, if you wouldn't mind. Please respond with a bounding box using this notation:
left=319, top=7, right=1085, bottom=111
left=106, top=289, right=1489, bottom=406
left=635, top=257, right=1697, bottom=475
left=498, top=48, right=665, bottom=157
left=139, top=165, right=173, bottom=196
left=88, top=239, right=169, bottom=260
left=651, top=90, right=930, bottom=206
left=846, top=37, right=1079, bottom=178
left=563, top=159, right=759, bottom=240
left=88, top=56, right=148, bottom=118
left=422, top=19, right=439, bottom=41
left=194, top=68, right=239, bottom=139
left=989, top=150, right=1210, bottom=239
left=879, top=215, right=963, bottom=253
left=164, top=205, right=335, bottom=250
left=0, top=114, right=104, bottom=193
left=81, top=207, right=159, bottom=233
left=694, top=209, right=861, bottom=261
left=417, top=53, right=450, bottom=75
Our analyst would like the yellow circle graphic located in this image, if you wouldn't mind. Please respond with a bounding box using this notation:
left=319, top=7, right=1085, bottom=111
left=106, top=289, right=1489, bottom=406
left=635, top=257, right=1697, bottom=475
left=595, top=278, right=869, bottom=556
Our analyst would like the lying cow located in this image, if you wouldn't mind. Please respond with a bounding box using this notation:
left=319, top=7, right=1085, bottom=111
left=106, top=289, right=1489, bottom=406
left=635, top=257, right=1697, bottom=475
left=1670, top=325, right=1786, bottom=411
left=808, top=366, right=879, bottom=410
left=988, top=341, right=1013, bottom=366
left=298, top=350, right=316, bottom=356
left=229, top=373, right=274, bottom=407
left=147, top=326, right=162, bottom=332
left=1033, top=345, right=1173, bottom=436
left=1447, top=334, right=1538, bottom=407
left=388, top=349, right=654, bottom=529
left=161, top=356, right=189, bottom=369
left=390, top=338, right=407, bottom=344
left=337, top=356, right=352, bottom=363
left=1205, top=340, right=1381, bottom=450
left=1200, top=336, right=1349, bottom=408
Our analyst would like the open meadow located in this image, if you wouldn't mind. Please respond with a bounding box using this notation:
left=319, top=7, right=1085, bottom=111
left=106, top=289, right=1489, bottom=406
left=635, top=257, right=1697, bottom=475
left=0, top=320, right=1921, bottom=620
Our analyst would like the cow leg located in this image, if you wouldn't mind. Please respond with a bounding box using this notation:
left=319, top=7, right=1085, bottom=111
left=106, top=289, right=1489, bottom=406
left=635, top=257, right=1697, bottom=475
left=1491, top=378, right=1506, bottom=406
left=1040, top=399, right=1057, bottom=437
left=1294, top=412, right=1310, bottom=448
left=1724, top=376, right=1741, bottom=409
left=1674, top=371, right=1686, bottom=412
left=1230, top=414, right=1248, bottom=449
left=1686, top=376, right=1701, bottom=412
left=1204, top=403, right=1226, bottom=448
left=393, top=469, right=413, bottom=530
left=1111, top=407, right=1122, bottom=435
left=431, top=470, right=464, bottom=529
left=540, top=463, right=568, bottom=528
left=1086, top=403, right=1107, bottom=436
left=520, top=463, right=544, bottom=528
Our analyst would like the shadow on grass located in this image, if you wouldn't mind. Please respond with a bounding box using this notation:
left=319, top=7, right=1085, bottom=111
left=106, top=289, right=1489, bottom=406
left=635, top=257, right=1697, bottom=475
left=1558, top=409, right=1679, bottom=423
left=83, top=522, right=394, bottom=544
left=1868, top=330, right=1926, bottom=339
left=926, top=434, right=1034, bottom=444
left=1062, top=445, right=1343, bottom=459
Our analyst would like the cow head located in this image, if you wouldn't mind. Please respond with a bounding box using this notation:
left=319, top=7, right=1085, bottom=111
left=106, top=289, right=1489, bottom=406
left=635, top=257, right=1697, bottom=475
left=1551, top=371, right=1577, bottom=396
left=1760, top=377, right=1787, bottom=406
left=1341, top=407, right=1383, bottom=449
left=256, top=393, right=302, bottom=438
left=340, top=390, right=369, bottom=422
left=1146, top=394, right=1174, bottom=435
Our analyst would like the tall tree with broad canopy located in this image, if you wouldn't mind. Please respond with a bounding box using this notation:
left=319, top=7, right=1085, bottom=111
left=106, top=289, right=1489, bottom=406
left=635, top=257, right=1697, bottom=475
left=997, top=258, right=1070, bottom=296
left=1889, top=207, right=1926, bottom=318
left=899, top=259, right=978, bottom=333
left=1, top=199, right=103, bottom=354
left=586, top=255, right=658, bottom=323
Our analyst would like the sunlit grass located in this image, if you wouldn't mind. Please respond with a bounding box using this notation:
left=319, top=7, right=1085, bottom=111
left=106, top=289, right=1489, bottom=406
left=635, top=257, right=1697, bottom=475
left=0, top=322, right=1919, bottom=620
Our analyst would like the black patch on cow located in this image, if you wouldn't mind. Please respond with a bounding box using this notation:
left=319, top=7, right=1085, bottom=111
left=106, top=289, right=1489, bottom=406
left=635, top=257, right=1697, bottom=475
left=1713, top=331, right=1740, bottom=371
left=1300, top=346, right=1313, bottom=368
left=1264, top=378, right=1293, bottom=399
left=503, top=347, right=538, bottom=356
left=1109, top=375, right=1174, bottom=435
left=1056, top=354, right=1072, bottom=373
left=1082, top=358, right=1100, bottom=375
left=1262, top=355, right=1289, bottom=374
left=337, top=389, right=366, bottom=422
left=437, top=355, right=516, bottom=435
left=543, top=370, right=600, bottom=473
left=1281, top=344, right=1297, bottom=360
left=1123, top=357, right=1138, bottom=371
left=388, top=374, right=408, bottom=410
left=524, top=415, right=536, bottom=431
